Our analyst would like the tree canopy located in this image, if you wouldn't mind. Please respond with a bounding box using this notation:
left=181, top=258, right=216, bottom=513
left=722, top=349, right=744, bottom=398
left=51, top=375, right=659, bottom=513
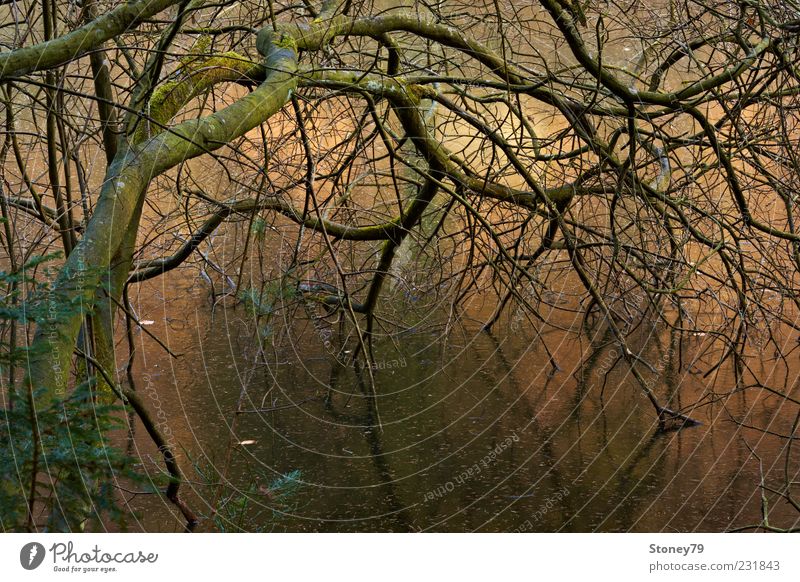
left=3, top=0, right=800, bottom=531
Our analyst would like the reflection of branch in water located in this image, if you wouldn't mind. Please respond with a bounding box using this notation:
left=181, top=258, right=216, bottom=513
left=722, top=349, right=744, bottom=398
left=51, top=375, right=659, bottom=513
left=575, top=320, right=614, bottom=403
left=77, top=350, right=198, bottom=532
left=323, top=360, right=415, bottom=531
left=728, top=440, right=800, bottom=533
left=723, top=401, right=800, bottom=532
left=584, top=431, right=672, bottom=532
left=577, top=307, right=701, bottom=432
left=458, top=331, right=574, bottom=529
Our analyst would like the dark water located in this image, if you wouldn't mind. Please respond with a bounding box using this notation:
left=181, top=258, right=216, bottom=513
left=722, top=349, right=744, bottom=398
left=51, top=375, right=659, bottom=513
left=122, top=272, right=800, bottom=533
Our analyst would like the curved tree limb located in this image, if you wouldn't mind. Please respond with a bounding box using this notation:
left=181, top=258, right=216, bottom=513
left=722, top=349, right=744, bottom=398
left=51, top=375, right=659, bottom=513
left=25, top=28, right=299, bottom=402
left=0, top=0, right=183, bottom=80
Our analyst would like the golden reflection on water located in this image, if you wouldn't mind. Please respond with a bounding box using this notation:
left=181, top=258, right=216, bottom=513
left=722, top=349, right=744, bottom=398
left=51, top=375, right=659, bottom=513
left=124, top=261, right=800, bottom=532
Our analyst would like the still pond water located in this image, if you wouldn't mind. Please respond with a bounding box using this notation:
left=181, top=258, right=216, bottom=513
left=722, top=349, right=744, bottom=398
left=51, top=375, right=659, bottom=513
left=123, top=268, right=800, bottom=533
